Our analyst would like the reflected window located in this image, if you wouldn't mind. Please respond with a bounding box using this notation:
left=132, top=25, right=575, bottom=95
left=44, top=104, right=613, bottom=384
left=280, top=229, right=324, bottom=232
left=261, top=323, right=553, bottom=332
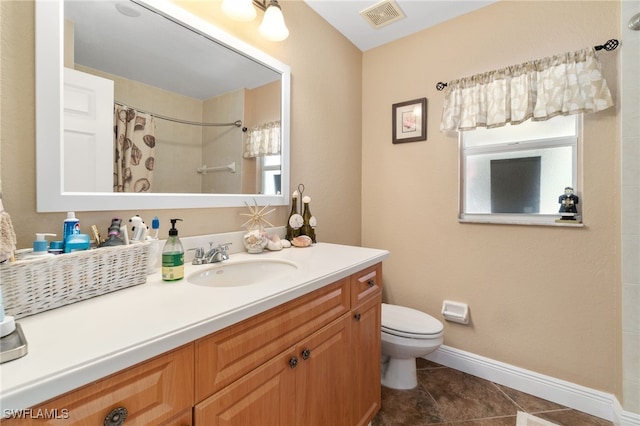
left=460, top=115, right=579, bottom=225
left=262, top=155, right=281, bottom=194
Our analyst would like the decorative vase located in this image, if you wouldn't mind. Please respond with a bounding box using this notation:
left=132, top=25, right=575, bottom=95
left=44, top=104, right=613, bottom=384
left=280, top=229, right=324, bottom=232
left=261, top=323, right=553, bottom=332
left=242, top=224, right=268, bottom=254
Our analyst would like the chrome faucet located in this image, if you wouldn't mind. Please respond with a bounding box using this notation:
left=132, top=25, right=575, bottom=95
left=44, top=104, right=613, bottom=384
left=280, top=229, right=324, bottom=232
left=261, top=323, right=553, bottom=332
left=192, top=242, right=231, bottom=265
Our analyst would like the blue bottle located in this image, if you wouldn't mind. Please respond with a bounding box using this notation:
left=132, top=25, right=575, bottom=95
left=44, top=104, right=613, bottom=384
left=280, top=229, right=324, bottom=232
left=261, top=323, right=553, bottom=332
left=63, top=212, right=80, bottom=246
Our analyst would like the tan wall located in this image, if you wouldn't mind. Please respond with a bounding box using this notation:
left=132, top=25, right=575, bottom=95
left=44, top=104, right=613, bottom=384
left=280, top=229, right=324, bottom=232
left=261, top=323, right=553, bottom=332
left=362, top=0, right=621, bottom=397
left=243, top=80, right=282, bottom=194
left=0, top=0, right=363, bottom=248
left=202, top=90, right=244, bottom=194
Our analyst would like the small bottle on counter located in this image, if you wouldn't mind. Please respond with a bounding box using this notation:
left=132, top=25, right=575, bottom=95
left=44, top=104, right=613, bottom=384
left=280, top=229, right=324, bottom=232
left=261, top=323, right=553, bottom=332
left=62, top=212, right=80, bottom=248
left=162, top=218, right=184, bottom=282
left=48, top=240, right=64, bottom=255
left=101, top=218, right=126, bottom=247
left=24, top=233, right=56, bottom=259
left=286, top=190, right=301, bottom=241
left=300, top=196, right=317, bottom=243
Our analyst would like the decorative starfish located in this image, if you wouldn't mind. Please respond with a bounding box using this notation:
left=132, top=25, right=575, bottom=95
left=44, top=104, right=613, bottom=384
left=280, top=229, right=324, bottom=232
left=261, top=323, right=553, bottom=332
left=240, top=199, right=275, bottom=230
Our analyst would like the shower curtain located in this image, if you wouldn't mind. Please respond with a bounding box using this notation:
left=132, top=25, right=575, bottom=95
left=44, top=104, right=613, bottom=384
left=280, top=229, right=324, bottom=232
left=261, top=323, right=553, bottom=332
left=114, top=106, right=156, bottom=192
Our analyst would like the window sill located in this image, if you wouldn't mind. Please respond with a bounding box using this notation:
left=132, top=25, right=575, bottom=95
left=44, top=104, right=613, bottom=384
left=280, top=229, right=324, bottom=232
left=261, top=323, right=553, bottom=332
left=459, top=214, right=584, bottom=227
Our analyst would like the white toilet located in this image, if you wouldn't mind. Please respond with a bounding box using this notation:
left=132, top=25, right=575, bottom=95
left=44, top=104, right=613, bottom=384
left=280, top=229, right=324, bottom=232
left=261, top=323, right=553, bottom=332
left=381, top=303, right=444, bottom=390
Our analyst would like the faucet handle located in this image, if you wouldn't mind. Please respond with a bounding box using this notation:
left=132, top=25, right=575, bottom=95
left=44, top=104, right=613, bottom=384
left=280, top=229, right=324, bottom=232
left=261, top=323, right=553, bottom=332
left=218, top=242, right=232, bottom=259
left=189, top=247, right=206, bottom=265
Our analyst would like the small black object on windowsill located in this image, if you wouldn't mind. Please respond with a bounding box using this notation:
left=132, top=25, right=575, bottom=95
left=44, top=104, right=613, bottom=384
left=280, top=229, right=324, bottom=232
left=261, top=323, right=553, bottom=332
left=556, top=186, right=582, bottom=224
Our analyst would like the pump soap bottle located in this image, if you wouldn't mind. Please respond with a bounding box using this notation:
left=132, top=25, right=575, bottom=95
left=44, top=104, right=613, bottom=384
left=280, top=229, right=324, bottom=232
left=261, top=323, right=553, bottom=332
left=25, top=233, right=56, bottom=258
left=162, top=219, right=184, bottom=282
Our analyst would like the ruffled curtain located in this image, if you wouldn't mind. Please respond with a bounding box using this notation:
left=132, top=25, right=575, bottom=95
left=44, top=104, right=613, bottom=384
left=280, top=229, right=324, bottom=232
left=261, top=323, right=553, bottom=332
left=440, top=47, right=614, bottom=132
left=243, top=120, right=281, bottom=158
left=114, top=105, right=156, bottom=192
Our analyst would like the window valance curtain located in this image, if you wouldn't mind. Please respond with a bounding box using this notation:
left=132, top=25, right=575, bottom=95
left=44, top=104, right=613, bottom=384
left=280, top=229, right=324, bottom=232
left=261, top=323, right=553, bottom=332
left=243, top=120, right=281, bottom=158
left=440, top=47, right=614, bottom=132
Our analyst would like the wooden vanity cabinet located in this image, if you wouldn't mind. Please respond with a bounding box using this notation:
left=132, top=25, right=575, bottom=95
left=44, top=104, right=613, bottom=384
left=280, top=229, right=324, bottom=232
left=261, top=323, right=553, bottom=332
left=4, top=344, right=195, bottom=425
left=195, top=263, right=383, bottom=426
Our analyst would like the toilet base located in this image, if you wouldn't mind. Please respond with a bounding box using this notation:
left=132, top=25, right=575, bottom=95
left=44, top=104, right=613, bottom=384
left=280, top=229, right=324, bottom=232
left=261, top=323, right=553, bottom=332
left=381, top=357, right=417, bottom=390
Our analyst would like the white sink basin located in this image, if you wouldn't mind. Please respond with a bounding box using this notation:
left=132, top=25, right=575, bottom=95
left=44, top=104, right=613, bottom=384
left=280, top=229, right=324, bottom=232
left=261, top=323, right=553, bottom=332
left=187, top=259, right=299, bottom=287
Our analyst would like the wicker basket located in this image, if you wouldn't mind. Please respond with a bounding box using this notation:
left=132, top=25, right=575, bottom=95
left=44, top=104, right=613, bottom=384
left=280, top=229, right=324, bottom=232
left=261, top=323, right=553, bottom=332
left=0, top=242, right=150, bottom=319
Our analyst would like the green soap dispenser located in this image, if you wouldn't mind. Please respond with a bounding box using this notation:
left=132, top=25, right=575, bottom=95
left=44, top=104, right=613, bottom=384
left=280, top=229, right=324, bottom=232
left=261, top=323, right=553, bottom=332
left=162, top=219, right=184, bottom=282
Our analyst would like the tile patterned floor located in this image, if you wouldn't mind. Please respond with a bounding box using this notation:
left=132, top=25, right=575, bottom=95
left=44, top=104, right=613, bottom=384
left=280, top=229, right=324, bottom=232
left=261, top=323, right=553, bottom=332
left=372, top=359, right=613, bottom=426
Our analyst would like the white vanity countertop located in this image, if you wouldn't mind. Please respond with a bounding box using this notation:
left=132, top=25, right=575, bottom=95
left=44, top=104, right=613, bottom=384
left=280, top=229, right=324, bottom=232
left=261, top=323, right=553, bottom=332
left=0, top=242, right=389, bottom=413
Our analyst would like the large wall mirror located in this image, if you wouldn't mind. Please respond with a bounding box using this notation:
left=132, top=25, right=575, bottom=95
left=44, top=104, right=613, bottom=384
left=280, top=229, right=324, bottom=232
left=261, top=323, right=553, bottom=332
left=36, top=0, right=291, bottom=212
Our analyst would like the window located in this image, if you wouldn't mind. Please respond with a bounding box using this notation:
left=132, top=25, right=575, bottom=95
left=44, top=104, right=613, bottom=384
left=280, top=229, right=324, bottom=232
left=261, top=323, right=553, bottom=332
left=460, top=114, right=580, bottom=225
left=261, top=154, right=281, bottom=195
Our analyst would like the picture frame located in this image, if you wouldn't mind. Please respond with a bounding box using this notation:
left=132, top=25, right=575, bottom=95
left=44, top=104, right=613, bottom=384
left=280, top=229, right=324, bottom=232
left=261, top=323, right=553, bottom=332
left=392, top=97, right=427, bottom=144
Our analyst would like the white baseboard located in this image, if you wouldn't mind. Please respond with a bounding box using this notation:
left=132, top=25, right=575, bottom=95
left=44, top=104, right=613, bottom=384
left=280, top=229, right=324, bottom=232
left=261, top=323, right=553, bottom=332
left=424, top=345, right=640, bottom=426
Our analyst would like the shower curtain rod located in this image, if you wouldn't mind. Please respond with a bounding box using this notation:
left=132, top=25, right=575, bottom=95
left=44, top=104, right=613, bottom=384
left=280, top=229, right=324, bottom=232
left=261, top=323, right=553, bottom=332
left=434, top=38, right=620, bottom=91
left=114, top=101, right=243, bottom=128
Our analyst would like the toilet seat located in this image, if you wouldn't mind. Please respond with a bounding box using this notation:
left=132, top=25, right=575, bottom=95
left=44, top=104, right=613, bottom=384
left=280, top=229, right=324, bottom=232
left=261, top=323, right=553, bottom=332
left=382, top=303, right=444, bottom=339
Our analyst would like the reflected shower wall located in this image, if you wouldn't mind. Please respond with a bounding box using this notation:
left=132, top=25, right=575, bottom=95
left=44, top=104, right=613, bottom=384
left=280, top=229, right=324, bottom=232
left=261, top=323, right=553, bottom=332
left=202, top=90, right=244, bottom=194
left=77, top=65, right=247, bottom=194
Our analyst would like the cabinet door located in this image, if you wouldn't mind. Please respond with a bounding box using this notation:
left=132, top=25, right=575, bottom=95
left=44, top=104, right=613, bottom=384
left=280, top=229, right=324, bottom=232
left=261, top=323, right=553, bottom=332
left=3, top=345, right=194, bottom=426
left=194, top=349, right=297, bottom=426
left=295, top=314, right=351, bottom=426
left=352, top=293, right=382, bottom=426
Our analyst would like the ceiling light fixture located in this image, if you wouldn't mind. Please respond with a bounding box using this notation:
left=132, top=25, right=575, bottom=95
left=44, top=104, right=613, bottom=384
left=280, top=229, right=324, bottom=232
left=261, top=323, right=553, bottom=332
left=221, top=0, right=289, bottom=42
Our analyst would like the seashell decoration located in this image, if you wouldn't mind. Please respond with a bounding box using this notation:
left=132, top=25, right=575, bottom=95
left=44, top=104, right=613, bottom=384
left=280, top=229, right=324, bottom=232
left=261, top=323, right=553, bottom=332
left=130, top=143, right=142, bottom=165
left=243, top=229, right=268, bottom=254
left=143, top=134, right=156, bottom=148
left=133, top=178, right=151, bottom=192
left=291, top=235, right=312, bottom=248
left=266, top=234, right=283, bottom=251
left=240, top=199, right=275, bottom=254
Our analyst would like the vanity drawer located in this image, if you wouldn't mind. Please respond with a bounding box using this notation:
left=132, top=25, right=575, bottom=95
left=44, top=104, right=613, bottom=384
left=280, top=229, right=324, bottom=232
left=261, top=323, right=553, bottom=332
left=351, top=263, right=382, bottom=308
left=195, top=277, right=350, bottom=401
left=4, top=344, right=194, bottom=425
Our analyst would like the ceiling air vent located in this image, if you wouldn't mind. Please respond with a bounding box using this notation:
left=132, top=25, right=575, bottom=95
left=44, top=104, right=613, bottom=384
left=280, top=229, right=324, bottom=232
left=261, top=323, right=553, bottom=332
left=360, top=0, right=406, bottom=29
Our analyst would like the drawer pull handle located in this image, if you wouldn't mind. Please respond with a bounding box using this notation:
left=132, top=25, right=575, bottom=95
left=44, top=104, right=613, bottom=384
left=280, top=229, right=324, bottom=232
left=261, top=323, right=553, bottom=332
left=289, top=356, right=299, bottom=369
left=301, top=348, right=311, bottom=360
left=104, top=407, right=128, bottom=426
left=367, top=279, right=375, bottom=287
left=354, top=313, right=361, bottom=321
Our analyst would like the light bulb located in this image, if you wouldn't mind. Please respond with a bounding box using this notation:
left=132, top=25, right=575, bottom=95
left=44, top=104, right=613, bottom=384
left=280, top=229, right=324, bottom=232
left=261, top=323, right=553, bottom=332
left=259, top=1, right=289, bottom=41
left=222, top=0, right=257, bottom=22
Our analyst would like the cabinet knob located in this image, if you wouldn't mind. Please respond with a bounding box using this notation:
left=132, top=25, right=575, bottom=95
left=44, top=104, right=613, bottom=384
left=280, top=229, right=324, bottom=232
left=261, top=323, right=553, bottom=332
left=354, top=313, right=361, bottom=321
left=104, top=407, right=128, bottom=426
left=301, top=348, right=311, bottom=360
left=289, top=356, right=299, bottom=369
left=367, top=279, right=375, bottom=287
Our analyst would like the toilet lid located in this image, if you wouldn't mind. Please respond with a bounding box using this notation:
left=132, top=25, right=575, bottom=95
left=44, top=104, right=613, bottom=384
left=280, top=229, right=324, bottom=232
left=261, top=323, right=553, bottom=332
left=381, top=303, right=443, bottom=338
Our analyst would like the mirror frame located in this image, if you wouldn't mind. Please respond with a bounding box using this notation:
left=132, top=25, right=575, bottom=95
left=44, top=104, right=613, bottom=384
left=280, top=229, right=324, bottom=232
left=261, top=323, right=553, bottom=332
left=35, top=0, right=291, bottom=212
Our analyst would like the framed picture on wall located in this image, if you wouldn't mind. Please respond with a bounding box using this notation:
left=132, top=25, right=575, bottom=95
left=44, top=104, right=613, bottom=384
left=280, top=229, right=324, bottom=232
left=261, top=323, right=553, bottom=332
left=392, top=98, right=427, bottom=144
